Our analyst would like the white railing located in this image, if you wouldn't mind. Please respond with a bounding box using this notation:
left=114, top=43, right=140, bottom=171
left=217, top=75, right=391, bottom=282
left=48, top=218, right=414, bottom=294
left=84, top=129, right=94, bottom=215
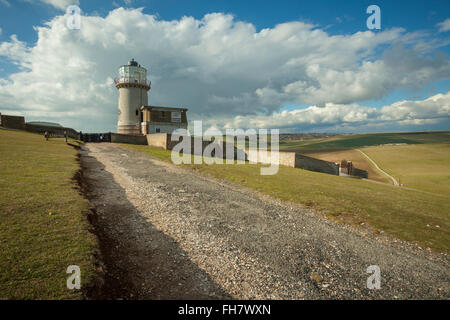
left=114, top=77, right=151, bottom=87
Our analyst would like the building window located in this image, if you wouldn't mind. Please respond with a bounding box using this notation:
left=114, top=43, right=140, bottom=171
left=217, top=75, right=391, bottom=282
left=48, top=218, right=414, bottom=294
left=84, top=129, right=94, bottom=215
left=156, top=128, right=160, bottom=133
left=136, top=109, right=139, bottom=116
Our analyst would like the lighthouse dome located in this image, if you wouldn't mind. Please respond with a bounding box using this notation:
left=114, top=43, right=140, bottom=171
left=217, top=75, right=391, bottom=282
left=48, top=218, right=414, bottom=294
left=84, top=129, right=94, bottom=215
left=128, top=58, right=139, bottom=66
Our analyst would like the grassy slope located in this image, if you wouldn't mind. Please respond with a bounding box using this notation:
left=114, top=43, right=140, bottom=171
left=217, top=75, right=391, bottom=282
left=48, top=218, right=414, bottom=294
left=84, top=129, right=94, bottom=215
left=121, top=143, right=449, bottom=252
left=297, top=149, right=389, bottom=183
left=279, top=131, right=450, bottom=184
left=281, top=131, right=450, bottom=150
left=0, top=129, right=97, bottom=299
left=362, top=143, right=450, bottom=196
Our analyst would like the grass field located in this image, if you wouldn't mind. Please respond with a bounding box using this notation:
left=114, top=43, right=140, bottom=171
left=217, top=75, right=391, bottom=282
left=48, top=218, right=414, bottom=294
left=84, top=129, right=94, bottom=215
left=361, top=143, right=450, bottom=196
left=0, top=128, right=97, bottom=299
left=298, top=148, right=389, bottom=183
left=280, top=131, right=450, bottom=150
left=279, top=131, right=450, bottom=184
left=121, top=142, right=450, bottom=252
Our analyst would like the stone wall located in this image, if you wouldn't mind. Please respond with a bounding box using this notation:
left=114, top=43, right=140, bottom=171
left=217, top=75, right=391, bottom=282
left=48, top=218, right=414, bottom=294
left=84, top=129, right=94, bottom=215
left=111, top=133, right=147, bottom=145
left=81, top=133, right=111, bottom=143
left=245, top=149, right=339, bottom=175
left=0, top=115, right=26, bottom=130
left=147, top=133, right=245, bottom=160
left=146, top=133, right=170, bottom=149
left=295, top=154, right=339, bottom=175
left=246, top=149, right=296, bottom=167
left=200, top=140, right=245, bottom=160
left=343, top=161, right=369, bottom=178
left=351, top=167, right=369, bottom=179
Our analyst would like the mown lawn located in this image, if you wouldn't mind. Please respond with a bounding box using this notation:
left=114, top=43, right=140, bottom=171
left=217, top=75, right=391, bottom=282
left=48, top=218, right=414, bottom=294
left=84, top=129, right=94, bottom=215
left=122, top=143, right=450, bottom=252
left=0, top=128, right=97, bottom=299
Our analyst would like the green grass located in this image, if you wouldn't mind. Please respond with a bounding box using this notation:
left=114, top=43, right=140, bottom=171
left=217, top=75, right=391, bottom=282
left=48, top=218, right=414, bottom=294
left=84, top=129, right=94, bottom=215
left=120, top=143, right=450, bottom=252
left=362, top=143, right=450, bottom=196
left=280, top=131, right=450, bottom=150
left=0, top=128, right=97, bottom=299
left=279, top=131, right=450, bottom=187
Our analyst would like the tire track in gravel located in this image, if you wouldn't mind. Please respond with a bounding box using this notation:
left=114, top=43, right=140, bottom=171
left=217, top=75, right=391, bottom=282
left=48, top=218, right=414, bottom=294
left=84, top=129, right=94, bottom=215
left=82, top=143, right=449, bottom=300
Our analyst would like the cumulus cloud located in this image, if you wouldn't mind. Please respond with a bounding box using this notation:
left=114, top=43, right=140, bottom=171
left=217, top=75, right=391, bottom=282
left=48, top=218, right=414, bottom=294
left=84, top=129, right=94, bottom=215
left=0, top=0, right=10, bottom=8
left=0, top=8, right=448, bottom=132
left=0, top=35, right=30, bottom=65
left=206, top=92, right=450, bottom=131
left=437, top=18, right=450, bottom=32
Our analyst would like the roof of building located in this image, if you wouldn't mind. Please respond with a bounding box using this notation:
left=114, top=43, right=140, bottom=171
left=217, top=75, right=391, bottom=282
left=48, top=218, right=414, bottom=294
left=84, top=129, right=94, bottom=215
left=27, top=121, right=63, bottom=127
left=140, top=105, right=188, bottom=112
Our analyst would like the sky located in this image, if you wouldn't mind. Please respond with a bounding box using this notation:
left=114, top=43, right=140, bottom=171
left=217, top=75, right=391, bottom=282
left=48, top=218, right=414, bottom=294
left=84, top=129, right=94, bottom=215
left=0, top=0, right=449, bottom=133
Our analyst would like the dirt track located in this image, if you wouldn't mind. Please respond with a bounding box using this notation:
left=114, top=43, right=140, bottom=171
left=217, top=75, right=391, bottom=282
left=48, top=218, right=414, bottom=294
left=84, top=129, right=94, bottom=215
left=81, top=143, right=449, bottom=299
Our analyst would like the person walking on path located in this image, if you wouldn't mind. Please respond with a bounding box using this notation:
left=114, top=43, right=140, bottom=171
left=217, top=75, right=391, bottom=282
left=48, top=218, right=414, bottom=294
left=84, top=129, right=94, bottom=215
left=64, top=130, right=68, bottom=143
left=44, top=131, right=49, bottom=141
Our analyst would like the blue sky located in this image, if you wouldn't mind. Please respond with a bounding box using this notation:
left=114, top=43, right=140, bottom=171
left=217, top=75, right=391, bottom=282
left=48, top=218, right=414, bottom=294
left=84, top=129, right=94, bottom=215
left=1, top=0, right=449, bottom=38
left=0, top=0, right=449, bottom=132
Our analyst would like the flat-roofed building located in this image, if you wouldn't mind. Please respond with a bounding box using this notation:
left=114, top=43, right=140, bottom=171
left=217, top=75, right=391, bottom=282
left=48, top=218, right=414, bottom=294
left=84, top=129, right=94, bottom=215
left=140, top=105, right=188, bottom=135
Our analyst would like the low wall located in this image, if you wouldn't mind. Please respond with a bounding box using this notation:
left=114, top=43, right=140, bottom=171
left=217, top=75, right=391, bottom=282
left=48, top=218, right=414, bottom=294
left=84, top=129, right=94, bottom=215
left=147, top=133, right=170, bottom=149
left=246, top=149, right=338, bottom=175
left=111, top=133, right=147, bottom=145
left=26, top=123, right=80, bottom=139
left=81, top=133, right=111, bottom=143
left=295, top=154, right=339, bottom=175
left=0, top=115, right=26, bottom=130
left=145, top=133, right=362, bottom=177
left=246, top=149, right=296, bottom=167
left=148, top=133, right=245, bottom=160
left=351, top=167, right=369, bottom=179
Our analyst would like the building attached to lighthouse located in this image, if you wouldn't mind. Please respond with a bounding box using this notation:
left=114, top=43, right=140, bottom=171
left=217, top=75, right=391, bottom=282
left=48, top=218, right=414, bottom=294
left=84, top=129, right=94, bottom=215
left=115, top=59, right=188, bottom=135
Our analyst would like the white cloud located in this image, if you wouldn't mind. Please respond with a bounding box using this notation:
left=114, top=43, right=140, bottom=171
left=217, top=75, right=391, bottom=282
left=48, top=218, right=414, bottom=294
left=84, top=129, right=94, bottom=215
left=0, top=35, right=30, bottom=65
left=380, top=92, right=450, bottom=122
left=40, top=0, right=80, bottom=11
left=0, top=8, right=448, bottom=132
left=0, top=0, right=11, bottom=7
left=207, top=92, right=450, bottom=131
left=437, top=18, right=450, bottom=32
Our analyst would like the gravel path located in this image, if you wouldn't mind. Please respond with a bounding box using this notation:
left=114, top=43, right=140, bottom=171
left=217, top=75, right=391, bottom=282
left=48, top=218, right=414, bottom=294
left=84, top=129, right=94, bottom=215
left=81, top=143, right=449, bottom=299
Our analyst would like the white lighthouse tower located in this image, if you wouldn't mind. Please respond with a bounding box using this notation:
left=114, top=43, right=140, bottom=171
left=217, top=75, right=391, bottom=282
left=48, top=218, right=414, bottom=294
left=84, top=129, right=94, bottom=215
left=114, top=59, right=151, bottom=135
